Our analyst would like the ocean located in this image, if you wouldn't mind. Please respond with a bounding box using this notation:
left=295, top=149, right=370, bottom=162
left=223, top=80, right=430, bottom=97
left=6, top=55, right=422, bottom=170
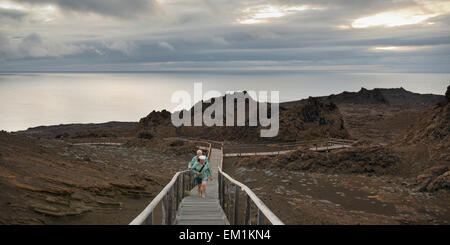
left=0, top=72, right=448, bottom=131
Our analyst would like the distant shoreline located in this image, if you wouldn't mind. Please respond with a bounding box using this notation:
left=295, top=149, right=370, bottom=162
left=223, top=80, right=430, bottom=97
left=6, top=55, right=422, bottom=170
left=2, top=70, right=450, bottom=75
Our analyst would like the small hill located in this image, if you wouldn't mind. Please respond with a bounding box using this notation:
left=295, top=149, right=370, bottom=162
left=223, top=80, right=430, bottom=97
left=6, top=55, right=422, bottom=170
left=282, top=87, right=444, bottom=143
left=15, top=121, right=137, bottom=139
left=326, top=88, right=388, bottom=105
left=379, top=87, right=445, bottom=109
left=138, top=92, right=350, bottom=143
left=283, top=87, right=444, bottom=110
left=402, top=85, right=450, bottom=162
left=0, top=131, right=192, bottom=224
left=399, top=85, right=449, bottom=192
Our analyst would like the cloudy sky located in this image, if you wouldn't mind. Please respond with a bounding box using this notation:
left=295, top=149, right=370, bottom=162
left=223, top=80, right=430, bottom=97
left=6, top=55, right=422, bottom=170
left=0, top=0, right=449, bottom=72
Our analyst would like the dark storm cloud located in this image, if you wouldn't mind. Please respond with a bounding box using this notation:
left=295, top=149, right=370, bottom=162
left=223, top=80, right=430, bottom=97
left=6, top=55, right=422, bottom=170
left=13, top=0, right=156, bottom=18
left=0, top=8, right=27, bottom=20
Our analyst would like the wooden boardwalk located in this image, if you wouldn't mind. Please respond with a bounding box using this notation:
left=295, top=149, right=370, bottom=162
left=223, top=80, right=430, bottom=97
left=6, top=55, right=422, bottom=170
left=130, top=146, right=284, bottom=225
left=223, top=143, right=352, bottom=157
left=309, top=144, right=351, bottom=152
left=175, top=148, right=229, bottom=225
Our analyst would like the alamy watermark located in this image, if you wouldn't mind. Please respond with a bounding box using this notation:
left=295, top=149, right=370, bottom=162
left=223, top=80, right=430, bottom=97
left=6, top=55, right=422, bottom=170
left=171, top=83, right=279, bottom=137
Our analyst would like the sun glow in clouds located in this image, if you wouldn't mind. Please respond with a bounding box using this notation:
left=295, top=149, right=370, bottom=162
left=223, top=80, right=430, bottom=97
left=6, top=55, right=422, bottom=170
left=370, top=46, right=429, bottom=51
left=373, top=46, right=403, bottom=50
left=36, top=5, right=56, bottom=22
left=236, top=5, right=318, bottom=24
left=352, top=1, right=450, bottom=28
left=352, top=11, right=438, bottom=28
left=0, top=1, right=25, bottom=10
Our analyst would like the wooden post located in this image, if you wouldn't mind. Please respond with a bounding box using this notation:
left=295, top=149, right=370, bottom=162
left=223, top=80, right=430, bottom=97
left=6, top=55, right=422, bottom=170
left=221, top=174, right=225, bottom=208
left=162, top=195, right=167, bottom=225
left=218, top=173, right=222, bottom=206
left=228, top=188, right=232, bottom=222
left=175, top=176, right=184, bottom=210
left=173, top=184, right=177, bottom=219
left=189, top=172, right=192, bottom=190
left=168, top=187, right=173, bottom=225
left=245, top=194, right=251, bottom=225
left=144, top=212, right=153, bottom=225
left=234, top=185, right=240, bottom=225
left=217, top=171, right=222, bottom=202
left=181, top=173, right=185, bottom=198
left=257, top=209, right=266, bottom=225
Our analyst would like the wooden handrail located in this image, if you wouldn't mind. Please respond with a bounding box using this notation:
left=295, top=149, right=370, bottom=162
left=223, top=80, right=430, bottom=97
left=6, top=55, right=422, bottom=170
left=129, top=169, right=192, bottom=225
left=218, top=167, right=284, bottom=225
left=218, top=144, right=284, bottom=225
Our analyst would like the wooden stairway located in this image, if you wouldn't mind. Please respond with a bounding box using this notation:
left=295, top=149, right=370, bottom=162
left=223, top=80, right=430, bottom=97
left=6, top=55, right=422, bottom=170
left=176, top=148, right=229, bottom=225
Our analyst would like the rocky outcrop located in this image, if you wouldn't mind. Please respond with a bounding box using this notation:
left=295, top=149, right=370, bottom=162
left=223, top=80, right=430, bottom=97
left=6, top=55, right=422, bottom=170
left=137, top=92, right=350, bottom=143
left=328, top=87, right=389, bottom=105
left=283, top=87, right=444, bottom=110
left=138, top=110, right=171, bottom=128
left=402, top=85, right=450, bottom=162
left=0, top=131, right=191, bottom=224
left=377, top=87, right=443, bottom=109
left=416, top=166, right=450, bottom=192
left=234, top=145, right=400, bottom=176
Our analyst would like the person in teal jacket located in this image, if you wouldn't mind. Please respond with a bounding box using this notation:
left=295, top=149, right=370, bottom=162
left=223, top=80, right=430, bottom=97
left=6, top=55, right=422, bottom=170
left=188, top=150, right=203, bottom=169
left=191, top=155, right=213, bottom=198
